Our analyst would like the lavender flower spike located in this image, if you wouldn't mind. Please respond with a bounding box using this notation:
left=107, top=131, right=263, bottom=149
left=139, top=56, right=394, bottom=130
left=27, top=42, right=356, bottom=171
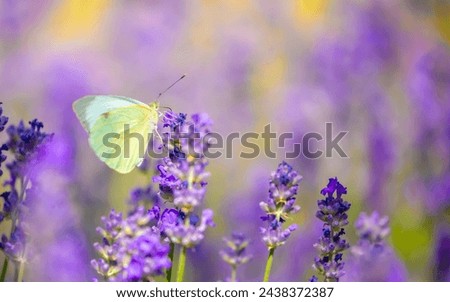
left=343, top=212, right=407, bottom=281
left=163, top=209, right=215, bottom=248
left=153, top=111, right=215, bottom=282
left=261, top=161, right=302, bottom=281
left=311, top=177, right=351, bottom=282
left=0, top=117, right=51, bottom=281
left=220, top=232, right=252, bottom=281
left=153, top=112, right=212, bottom=214
left=260, top=161, right=302, bottom=250
left=91, top=206, right=171, bottom=281
left=355, top=211, right=390, bottom=245
left=0, top=103, right=8, bottom=132
left=0, top=102, right=8, bottom=178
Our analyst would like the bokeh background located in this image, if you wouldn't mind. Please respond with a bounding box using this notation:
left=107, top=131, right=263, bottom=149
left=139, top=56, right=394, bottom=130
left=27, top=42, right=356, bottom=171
left=0, top=0, right=449, bottom=281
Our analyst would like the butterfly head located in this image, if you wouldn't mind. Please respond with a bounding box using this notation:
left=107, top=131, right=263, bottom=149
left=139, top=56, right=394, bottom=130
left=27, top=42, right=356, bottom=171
left=149, top=101, right=159, bottom=111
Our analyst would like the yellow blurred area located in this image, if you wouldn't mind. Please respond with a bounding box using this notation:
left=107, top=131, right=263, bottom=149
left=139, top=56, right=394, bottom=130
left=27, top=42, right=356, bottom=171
left=432, top=0, right=450, bottom=45
left=293, top=0, right=328, bottom=26
left=47, top=0, right=110, bottom=41
left=251, top=55, right=287, bottom=99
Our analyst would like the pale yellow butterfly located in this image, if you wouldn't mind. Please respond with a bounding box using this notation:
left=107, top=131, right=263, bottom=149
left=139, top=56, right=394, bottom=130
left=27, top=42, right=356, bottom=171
left=73, top=95, right=159, bottom=174
left=73, top=76, right=184, bottom=173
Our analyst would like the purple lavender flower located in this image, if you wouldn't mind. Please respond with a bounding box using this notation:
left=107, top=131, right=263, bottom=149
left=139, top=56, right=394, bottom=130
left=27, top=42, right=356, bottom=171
left=0, top=227, right=25, bottom=261
left=153, top=112, right=211, bottom=210
left=260, top=225, right=298, bottom=250
left=153, top=112, right=214, bottom=244
left=261, top=162, right=301, bottom=281
left=163, top=209, right=215, bottom=248
left=354, top=212, right=390, bottom=244
left=342, top=212, right=407, bottom=281
left=158, top=208, right=182, bottom=235
left=5, top=119, right=49, bottom=159
left=1, top=119, right=51, bottom=221
left=162, top=111, right=187, bottom=130
left=260, top=161, right=302, bottom=250
left=153, top=160, right=182, bottom=202
left=154, top=156, right=209, bottom=211
left=0, top=103, right=8, bottom=177
left=309, top=275, right=318, bottom=282
left=153, top=111, right=214, bottom=282
left=91, top=209, right=123, bottom=280
left=91, top=206, right=171, bottom=281
left=0, top=117, right=51, bottom=281
left=220, top=232, right=252, bottom=281
left=128, top=184, right=161, bottom=211
left=311, top=177, right=351, bottom=282
left=0, top=103, right=7, bottom=132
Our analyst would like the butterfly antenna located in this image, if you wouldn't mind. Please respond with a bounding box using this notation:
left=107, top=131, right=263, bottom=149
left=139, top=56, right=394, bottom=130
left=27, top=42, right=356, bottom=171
left=157, top=74, right=186, bottom=100
left=159, top=106, right=173, bottom=112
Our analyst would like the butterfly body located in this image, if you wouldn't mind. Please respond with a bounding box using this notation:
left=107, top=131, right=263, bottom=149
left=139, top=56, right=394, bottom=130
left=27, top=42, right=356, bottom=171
left=73, top=95, right=159, bottom=174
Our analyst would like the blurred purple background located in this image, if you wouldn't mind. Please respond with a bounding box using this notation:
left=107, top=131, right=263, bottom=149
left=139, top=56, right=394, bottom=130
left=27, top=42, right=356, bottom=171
left=0, top=0, right=449, bottom=281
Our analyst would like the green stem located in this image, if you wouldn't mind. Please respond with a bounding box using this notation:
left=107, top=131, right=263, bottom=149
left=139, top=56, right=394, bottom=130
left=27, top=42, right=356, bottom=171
left=263, top=248, right=275, bottom=282
left=175, top=202, right=192, bottom=283
left=231, top=266, right=237, bottom=282
left=15, top=260, right=25, bottom=282
left=176, top=246, right=187, bottom=282
left=166, top=242, right=175, bottom=282
left=0, top=258, right=8, bottom=282
left=13, top=177, right=28, bottom=282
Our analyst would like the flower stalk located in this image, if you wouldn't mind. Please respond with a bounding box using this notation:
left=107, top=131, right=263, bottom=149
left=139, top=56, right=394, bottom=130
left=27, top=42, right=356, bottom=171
left=263, top=248, right=275, bottom=282
left=166, top=242, right=175, bottom=282
left=220, top=232, right=251, bottom=281
left=0, top=258, right=8, bottom=282
left=176, top=246, right=187, bottom=282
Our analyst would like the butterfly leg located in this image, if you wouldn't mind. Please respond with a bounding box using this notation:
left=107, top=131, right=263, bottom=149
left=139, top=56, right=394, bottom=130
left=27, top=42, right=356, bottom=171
left=154, top=127, right=163, bottom=143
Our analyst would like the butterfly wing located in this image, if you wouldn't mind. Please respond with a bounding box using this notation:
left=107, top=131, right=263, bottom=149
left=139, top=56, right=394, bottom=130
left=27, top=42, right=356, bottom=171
left=73, top=95, right=147, bottom=132
left=73, top=96, right=159, bottom=174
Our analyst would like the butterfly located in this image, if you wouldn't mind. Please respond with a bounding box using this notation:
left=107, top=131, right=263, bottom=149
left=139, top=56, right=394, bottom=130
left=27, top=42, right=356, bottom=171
left=73, top=95, right=160, bottom=174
